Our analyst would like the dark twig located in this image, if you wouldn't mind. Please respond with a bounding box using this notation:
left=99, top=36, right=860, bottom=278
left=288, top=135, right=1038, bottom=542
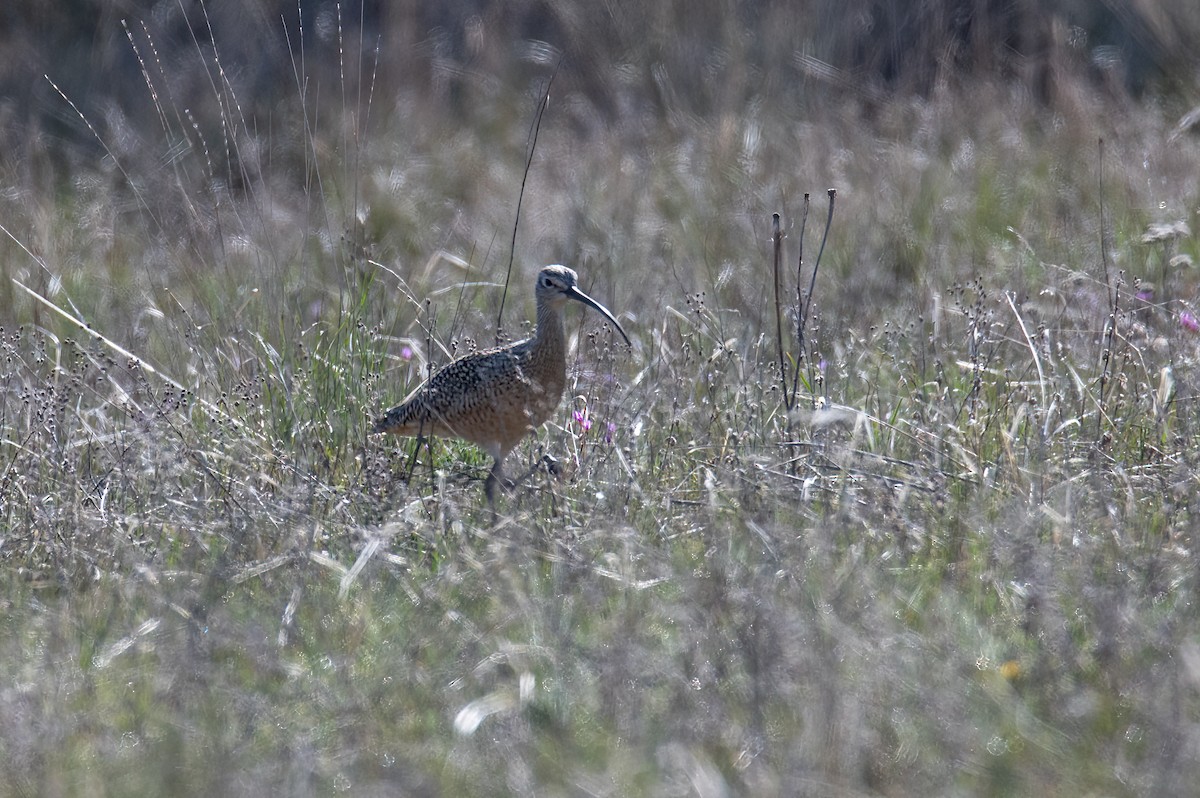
left=772, top=214, right=790, bottom=412
left=803, top=189, right=836, bottom=334
left=496, top=58, right=562, bottom=344
left=791, top=189, right=836, bottom=405
left=1096, top=139, right=1117, bottom=437
left=789, top=194, right=810, bottom=405
left=1098, top=139, right=1113, bottom=310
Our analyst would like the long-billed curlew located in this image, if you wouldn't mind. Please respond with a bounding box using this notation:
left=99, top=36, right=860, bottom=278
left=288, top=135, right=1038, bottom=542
left=373, top=265, right=630, bottom=503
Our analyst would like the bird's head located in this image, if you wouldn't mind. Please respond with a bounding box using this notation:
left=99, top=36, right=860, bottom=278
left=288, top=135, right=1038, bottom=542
left=535, top=265, right=631, bottom=346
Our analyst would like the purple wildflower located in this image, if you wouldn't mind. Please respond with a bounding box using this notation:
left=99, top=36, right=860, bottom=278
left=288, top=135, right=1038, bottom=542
left=605, top=422, right=616, bottom=444
left=1181, top=312, right=1200, bottom=333
left=572, top=409, right=593, bottom=432
left=401, top=345, right=414, bottom=360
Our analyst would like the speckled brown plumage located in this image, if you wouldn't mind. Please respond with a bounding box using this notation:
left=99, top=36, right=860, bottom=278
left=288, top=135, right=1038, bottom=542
left=374, top=265, right=630, bottom=502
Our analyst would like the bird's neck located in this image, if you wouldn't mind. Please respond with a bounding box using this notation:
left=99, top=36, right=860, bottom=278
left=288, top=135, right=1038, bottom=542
left=530, top=300, right=566, bottom=366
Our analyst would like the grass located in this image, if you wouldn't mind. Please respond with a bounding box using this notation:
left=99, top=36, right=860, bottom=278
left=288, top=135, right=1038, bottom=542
left=3, top=4, right=1200, bottom=796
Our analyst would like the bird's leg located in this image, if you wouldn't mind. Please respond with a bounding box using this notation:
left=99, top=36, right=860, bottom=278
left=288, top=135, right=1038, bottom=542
left=510, top=452, right=561, bottom=490
left=485, top=454, right=540, bottom=508
left=485, top=458, right=505, bottom=507
left=404, top=435, right=425, bottom=483
left=405, top=435, right=440, bottom=495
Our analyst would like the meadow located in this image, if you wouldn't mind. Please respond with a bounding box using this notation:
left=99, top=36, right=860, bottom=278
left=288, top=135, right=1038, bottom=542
left=2, top=2, right=1200, bottom=795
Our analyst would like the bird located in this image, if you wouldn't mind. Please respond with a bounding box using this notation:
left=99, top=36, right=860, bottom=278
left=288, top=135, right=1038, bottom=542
left=373, top=265, right=630, bottom=503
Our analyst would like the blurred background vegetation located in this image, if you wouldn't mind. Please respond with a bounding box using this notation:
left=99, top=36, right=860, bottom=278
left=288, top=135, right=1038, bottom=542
left=3, top=0, right=1198, bottom=174
left=3, top=0, right=1198, bottom=344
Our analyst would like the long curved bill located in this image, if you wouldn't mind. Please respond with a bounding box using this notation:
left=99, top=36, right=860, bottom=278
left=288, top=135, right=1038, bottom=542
left=566, top=286, right=631, bottom=346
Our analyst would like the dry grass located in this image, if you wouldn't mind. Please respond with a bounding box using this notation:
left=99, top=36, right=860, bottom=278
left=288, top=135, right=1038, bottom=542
left=2, top=3, right=1200, bottom=796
